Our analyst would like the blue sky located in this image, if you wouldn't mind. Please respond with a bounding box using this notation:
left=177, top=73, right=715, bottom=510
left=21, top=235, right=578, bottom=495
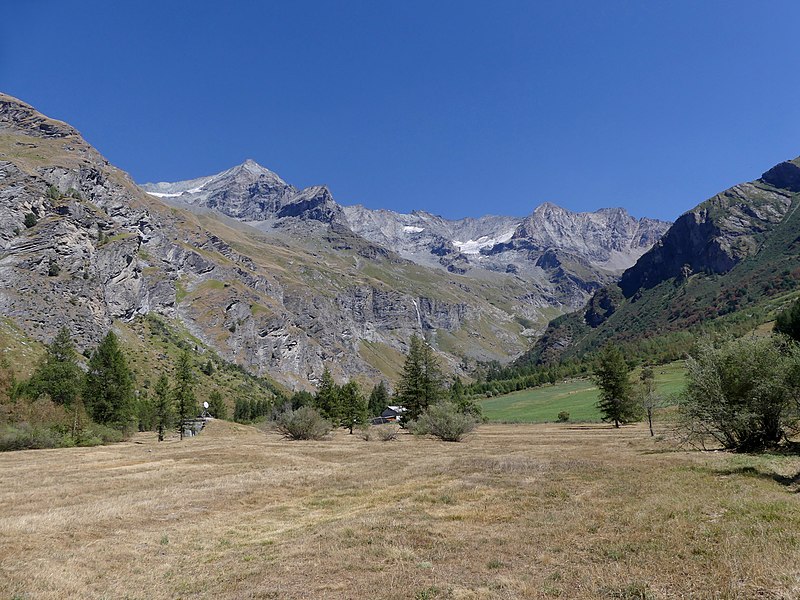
left=3, top=1, right=800, bottom=221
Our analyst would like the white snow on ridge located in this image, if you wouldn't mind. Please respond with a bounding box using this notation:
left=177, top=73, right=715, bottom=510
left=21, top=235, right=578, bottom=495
left=453, top=230, right=515, bottom=255
left=147, top=183, right=208, bottom=199
left=403, top=226, right=425, bottom=233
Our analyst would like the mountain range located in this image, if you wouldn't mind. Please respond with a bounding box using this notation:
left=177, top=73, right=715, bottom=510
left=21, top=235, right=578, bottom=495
left=9, top=90, right=797, bottom=392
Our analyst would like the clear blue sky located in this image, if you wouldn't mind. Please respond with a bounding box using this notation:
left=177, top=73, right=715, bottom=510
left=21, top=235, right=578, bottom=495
left=4, top=1, right=800, bottom=221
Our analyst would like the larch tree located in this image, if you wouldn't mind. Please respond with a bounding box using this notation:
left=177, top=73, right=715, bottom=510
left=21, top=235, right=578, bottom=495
left=396, top=335, right=444, bottom=422
left=593, top=343, right=638, bottom=428
left=174, top=350, right=197, bottom=440
left=154, top=373, right=173, bottom=442
left=27, top=327, right=82, bottom=407
left=315, top=366, right=340, bottom=422
left=208, top=389, right=227, bottom=420
left=339, top=380, right=368, bottom=434
left=368, top=380, right=390, bottom=417
left=84, top=331, right=134, bottom=429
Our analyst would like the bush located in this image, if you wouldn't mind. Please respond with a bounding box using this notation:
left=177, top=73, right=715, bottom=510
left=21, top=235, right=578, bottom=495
left=275, top=406, right=332, bottom=440
left=0, top=423, right=65, bottom=451
left=411, top=401, right=477, bottom=442
left=360, top=423, right=400, bottom=441
left=557, top=411, right=570, bottom=422
left=681, top=335, right=800, bottom=451
left=24, top=212, right=37, bottom=228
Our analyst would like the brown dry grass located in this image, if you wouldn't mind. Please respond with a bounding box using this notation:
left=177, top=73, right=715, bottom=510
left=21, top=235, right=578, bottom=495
left=2, top=422, right=800, bottom=599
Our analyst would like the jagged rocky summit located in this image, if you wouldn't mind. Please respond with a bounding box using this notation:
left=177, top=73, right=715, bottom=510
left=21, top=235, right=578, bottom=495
left=1, top=91, right=669, bottom=388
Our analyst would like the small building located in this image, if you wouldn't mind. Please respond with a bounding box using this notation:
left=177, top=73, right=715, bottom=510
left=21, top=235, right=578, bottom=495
left=371, top=405, right=407, bottom=425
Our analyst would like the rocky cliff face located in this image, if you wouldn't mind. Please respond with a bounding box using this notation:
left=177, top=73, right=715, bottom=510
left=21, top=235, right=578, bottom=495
left=0, top=92, right=672, bottom=389
left=619, top=174, right=795, bottom=297
left=0, top=93, right=542, bottom=388
left=524, top=155, right=800, bottom=366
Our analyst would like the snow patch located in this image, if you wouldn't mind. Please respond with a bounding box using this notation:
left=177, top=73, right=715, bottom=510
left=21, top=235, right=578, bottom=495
left=453, top=230, right=515, bottom=255
left=403, top=226, right=425, bottom=234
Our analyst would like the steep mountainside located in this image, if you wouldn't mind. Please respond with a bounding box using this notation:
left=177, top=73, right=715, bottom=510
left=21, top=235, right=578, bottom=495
left=147, top=165, right=670, bottom=309
left=524, top=156, right=800, bottom=365
left=0, top=92, right=668, bottom=389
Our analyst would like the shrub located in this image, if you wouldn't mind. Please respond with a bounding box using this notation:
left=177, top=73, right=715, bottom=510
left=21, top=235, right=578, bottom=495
left=0, top=423, right=65, bottom=451
left=681, top=335, right=800, bottom=451
left=275, top=406, right=331, bottom=440
left=412, top=401, right=477, bottom=442
left=557, top=411, right=570, bottom=422
left=360, top=423, right=400, bottom=441
left=47, top=260, right=61, bottom=277
left=24, top=213, right=37, bottom=228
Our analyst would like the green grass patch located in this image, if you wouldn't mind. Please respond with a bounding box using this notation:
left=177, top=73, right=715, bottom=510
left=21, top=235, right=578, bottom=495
left=481, top=361, right=686, bottom=423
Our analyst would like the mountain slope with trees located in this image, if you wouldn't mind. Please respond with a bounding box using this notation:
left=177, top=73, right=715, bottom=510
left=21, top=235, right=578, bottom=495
left=521, top=156, right=800, bottom=366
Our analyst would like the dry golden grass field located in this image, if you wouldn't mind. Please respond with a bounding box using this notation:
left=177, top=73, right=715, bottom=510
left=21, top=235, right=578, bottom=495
left=2, top=421, right=800, bottom=600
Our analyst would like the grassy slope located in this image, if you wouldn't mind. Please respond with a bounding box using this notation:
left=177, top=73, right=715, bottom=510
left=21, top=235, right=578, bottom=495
left=481, top=361, right=686, bottom=423
left=2, top=421, right=800, bottom=599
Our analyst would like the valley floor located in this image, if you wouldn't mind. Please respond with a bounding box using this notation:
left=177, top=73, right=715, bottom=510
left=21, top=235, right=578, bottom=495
left=2, top=421, right=800, bottom=599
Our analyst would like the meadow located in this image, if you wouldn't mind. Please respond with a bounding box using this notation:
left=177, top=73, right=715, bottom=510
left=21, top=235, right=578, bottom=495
left=480, top=362, right=686, bottom=423
left=2, top=418, right=800, bottom=599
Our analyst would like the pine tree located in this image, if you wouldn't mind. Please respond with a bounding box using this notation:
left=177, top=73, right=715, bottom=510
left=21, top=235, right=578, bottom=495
left=368, top=381, right=389, bottom=417
left=174, top=350, right=197, bottom=439
left=396, top=335, right=444, bottom=422
left=26, top=327, right=82, bottom=406
left=84, top=331, right=134, bottom=429
left=593, top=343, right=638, bottom=428
left=315, top=367, right=340, bottom=421
left=208, top=390, right=227, bottom=419
left=154, top=373, right=173, bottom=442
left=233, top=397, right=247, bottom=422
left=339, top=380, right=368, bottom=433
left=775, top=297, right=800, bottom=342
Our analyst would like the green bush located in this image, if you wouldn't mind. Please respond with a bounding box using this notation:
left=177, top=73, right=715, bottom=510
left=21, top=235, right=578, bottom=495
left=0, top=423, right=65, bottom=451
left=557, top=411, right=570, bottom=422
left=275, top=406, right=331, bottom=440
left=24, top=212, right=37, bottom=228
left=681, top=335, right=800, bottom=451
left=411, top=401, right=477, bottom=442
left=360, top=423, right=400, bottom=441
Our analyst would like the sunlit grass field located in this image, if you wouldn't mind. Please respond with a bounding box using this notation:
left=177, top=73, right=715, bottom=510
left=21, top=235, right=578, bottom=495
left=2, top=419, right=800, bottom=599
left=480, top=361, right=687, bottom=423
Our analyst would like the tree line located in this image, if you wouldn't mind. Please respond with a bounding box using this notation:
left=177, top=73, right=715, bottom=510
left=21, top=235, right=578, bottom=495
left=1, top=327, right=209, bottom=448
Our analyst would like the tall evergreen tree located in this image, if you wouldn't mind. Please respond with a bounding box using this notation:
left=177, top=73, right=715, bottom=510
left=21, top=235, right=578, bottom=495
left=84, top=331, right=134, bottom=429
left=339, top=380, right=368, bottom=433
left=368, top=381, right=390, bottom=417
left=26, top=327, right=82, bottom=406
left=315, top=367, right=340, bottom=421
left=775, top=297, right=800, bottom=342
left=208, top=390, right=227, bottom=419
left=174, top=350, right=197, bottom=439
left=396, top=335, right=444, bottom=422
left=154, top=373, right=173, bottom=442
left=593, top=343, right=638, bottom=428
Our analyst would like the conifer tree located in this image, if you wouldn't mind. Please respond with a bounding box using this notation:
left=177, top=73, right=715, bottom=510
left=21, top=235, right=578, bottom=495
left=315, top=367, right=340, bottom=421
left=84, top=331, right=134, bottom=429
left=208, top=390, right=227, bottom=419
left=775, top=297, right=800, bottom=342
left=396, top=335, right=444, bottom=422
left=174, top=350, right=197, bottom=439
left=27, top=327, right=82, bottom=406
left=593, top=343, right=638, bottom=428
left=339, top=380, right=368, bottom=433
left=368, top=381, right=389, bottom=417
left=154, top=373, right=173, bottom=442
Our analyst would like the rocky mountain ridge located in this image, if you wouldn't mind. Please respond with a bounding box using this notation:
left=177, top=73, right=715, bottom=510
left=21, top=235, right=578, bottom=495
left=523, top=155, right=800, bottom=366
left=0, top=92, right=669, bottom=389
left=144, top=162, right=671, bottom=303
